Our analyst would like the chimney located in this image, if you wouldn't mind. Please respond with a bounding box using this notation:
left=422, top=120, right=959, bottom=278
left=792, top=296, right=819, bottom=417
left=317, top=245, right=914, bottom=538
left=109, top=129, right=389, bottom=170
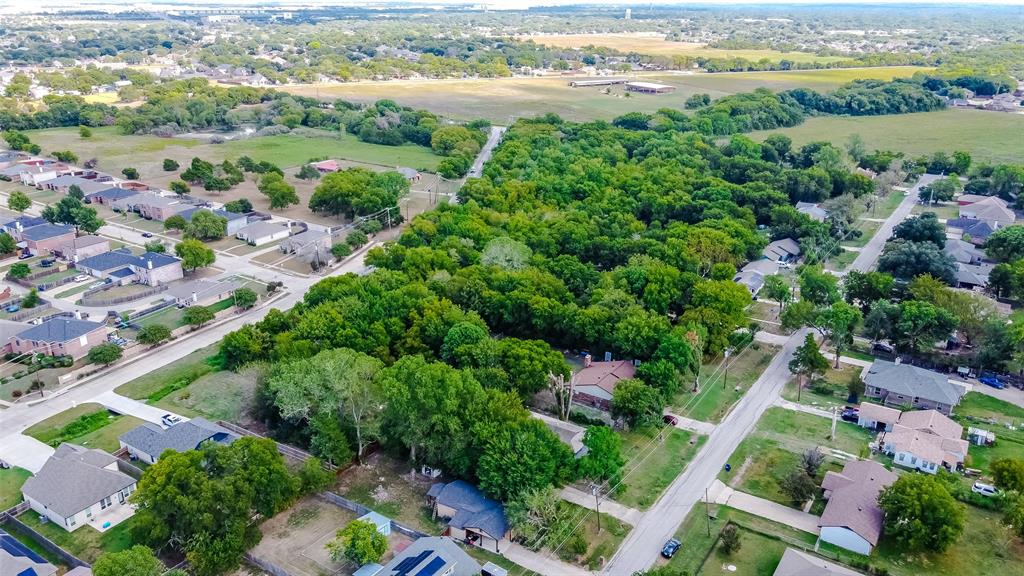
left=895, top=357, right=902, bottom=365
left=147, top=259, right=153, bottom=270
left=584, top=354, right=592, bottom=368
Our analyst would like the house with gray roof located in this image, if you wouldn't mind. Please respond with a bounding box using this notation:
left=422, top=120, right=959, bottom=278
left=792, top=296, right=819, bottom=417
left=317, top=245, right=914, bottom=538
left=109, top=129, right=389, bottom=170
left=818, top=460, right=897, bottom=555
left=86, top=187, right=139, bottom=206
left=178, top=206, right=248, bottom=235
left=795, top=201, right=828, bottom=222
left=0, top=530, right=58, bottom=576
left=944, top=238, right=984, bottom=264
left=946, top=217, right=997, bottom=244
left=9, top=318, right=108, bottom=359
left=773, top=548, right=861, bottom=576
left=21, top=224, right=76, bottom=253
left=119, top=417, right=237, bottom=464
left=427, top=480, right=509, bottom=552
left=762, top=238, right=801, bottom=263
left=76, top=249, right=183, bottom=287
left=235, top=221, right=291, bottom=246
left=368, top=536, right=481, bottom=576
left=863, top=359, right=966, bottom=415
left=21, top=443, right=137, bottom=533
left=956, top=262, right=995, bottom=290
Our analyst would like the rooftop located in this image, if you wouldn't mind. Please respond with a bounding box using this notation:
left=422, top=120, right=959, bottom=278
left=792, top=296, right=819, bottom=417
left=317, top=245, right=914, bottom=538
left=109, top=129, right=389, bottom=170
left=575, top=359, right=637, bottom=394
left=16, top=318, right=104, bottom=343
left=21, top=443, right=135, bottom=519
left=87, top=187, right=139, bottom=202
left=237, top=221, right=290, bottom=238
left=119, top=417, right=236, bottom=459
left=772, top=548, right=861, bottom=576
left=864, top=360, right=965, bottom=407
left=378, top=536, right=480, bottom=576
left=21, top=224, right=74, bottom=241
left=819, top=460, right=897, bottom=546
left=0, top=530, right=57, bottom=576
left=427, top=480, right=508, bottom=541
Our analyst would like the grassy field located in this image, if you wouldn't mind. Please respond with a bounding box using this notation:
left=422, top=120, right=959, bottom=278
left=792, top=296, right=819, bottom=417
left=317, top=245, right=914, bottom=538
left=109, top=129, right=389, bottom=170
left=23, top=402, right=146, bottom=452
left=282, top=67, right=929, bottom=123
left=781, top=363, right=862, bottom=411
left=18, top=513, right=136, bottom=564
left=955, top=393, right=1024, bottom=474
left=0, top=466, right=31, bottom=510
left=957, top=392, right=1024, bottom=421
left=614, top=427, right=707, bottom=510
left=154, top=366, right=261, bottom=425
left=752, top=108, right=1024, bottom=165
left=114, top=343, right=219, bottom=401
left=523, top=33, right=846, bottom=64
left=671, top=344, right=779, bottom=423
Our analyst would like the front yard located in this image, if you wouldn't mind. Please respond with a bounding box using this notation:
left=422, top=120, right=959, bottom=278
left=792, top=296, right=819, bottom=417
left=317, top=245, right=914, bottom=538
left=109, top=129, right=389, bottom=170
left=23, top=402, right=146, bottom=452
left=614, top=427, right=707, bottom=510
left=671, top=344, right=779, bottom=424
left=0, top=466, right=31, bottom=510
left=114, top=344, right=219, bottom=401
left=781, top=362, right=863, bottom=411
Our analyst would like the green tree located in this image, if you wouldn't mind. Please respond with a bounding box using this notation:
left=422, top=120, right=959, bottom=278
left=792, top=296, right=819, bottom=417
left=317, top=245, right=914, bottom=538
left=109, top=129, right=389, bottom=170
left=991, top=459, right=1024, bottom=492
left=68, top=184, right=84, bottom=200
left=477, top=418, right=574, bottom=501
left=843, top=270, right=894, bottom=313
left=20, top=287, right=39, bottom=307
left=163, top=158, right=180, bottom=171
left=7, top=190, right=31, bottom=212
left=762, top=274, right=791, bottom=313
left=183, top=305, right=215, bottom=328
left=719, top=523, right=742, bottom=556
left=0, top=233, right=15, bottom=254
left=919, top=175, right=962, bottom=204
left=331, top=243, right=351, bottom=260
left=986, top=226, right=1024, bottom=263
left=137, top=324, right=172, bottom=346
left=788, top=333, right=828, bottom=401
left=296, top=164, right=321, bottom=180
left=122, top=167, right=140, bottom=180
left=170, top=180, right=190, bottom=196
left=814, top=301, right=863, bottom=368
left=9, top=262, right=30, bottom=279
left=220, top=325, right=269, bottom=370
left=175, top=239, right=215, bottom=271
left=892, top=300, right=958, bottom=354
left=878, top=474, right=965, bottom=552
left=297, top=457, right=333, bottom=494
left=53, top=150, right=78, bottom=163
left=143, top=240, right=165, bottom=253
left=88, top=342, right=123, bottom=365
left=798, top=265, right=839, bottom=306
left=164, top=214, right=188, bottom=231
left=258, top=172, right=300, bottom=210
left=780, top=468, right=816, bottom=503
left=79, top=126, right=92, bottom=138
left=893, top=212, right=946, bottom=247
left=309, top=168, right=409, bottom=218
left=224, top=199, right=252, bottom=213
left=232, top=288, right=258, bottom=309
left=92, top=545, right=163, bottom=576
left=610, top=378, right=664, bottom=428
left=346, top=230, right=368, bottom=248
left=40, top=196, right=102, bottom=234
left=878, top=239, right=957, bottom=284
left=185, top=209, right=227, bottom=241
left=576, top=426, right=624, bottom=484
left=327, top=520, right=387, bottom=565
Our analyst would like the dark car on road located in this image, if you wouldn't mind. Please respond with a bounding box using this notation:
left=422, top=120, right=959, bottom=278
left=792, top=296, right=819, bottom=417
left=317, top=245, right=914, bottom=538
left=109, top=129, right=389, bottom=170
left=980, top=376, right=1006, bottom=390
left=663, top=414, right=679, bottom=426
left=661, top=538, right=681, bottom=558
left=841, top=407, right=859, bottom=422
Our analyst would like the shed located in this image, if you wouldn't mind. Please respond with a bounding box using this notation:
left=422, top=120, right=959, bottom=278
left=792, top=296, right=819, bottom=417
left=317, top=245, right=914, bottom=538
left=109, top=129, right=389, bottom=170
left=357, top=511, right=392, bottom=536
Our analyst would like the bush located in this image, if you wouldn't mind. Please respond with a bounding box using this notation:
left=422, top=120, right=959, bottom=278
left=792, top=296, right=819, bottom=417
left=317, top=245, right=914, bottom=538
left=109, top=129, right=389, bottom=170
left=331, top=243, right=351, bottom=260
left=255, top=125, right=290, bottom=137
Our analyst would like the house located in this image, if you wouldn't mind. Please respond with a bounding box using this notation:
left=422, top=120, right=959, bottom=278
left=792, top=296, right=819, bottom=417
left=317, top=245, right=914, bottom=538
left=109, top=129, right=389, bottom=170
left=311, top=159, right=341, bottom=174
left=75, top=249, right=183, bottom=287
left=818, top=460, right=897, bottom=555
left=958, top=196, right=1016, bottom=228
left=9, top=318, right=108, bottom=359
left=177, top=206, right=248, bottom=235
left=772, top=548, right=861, bottom=576
left=397, top=167, right=421, bottom=182
left=21, top=443, right=137, bottom=532
left=956, top=262, right=995, bottom=290
left=427, top=480, right=509, bottom=552
left=856, top=402, right=901, bottom=432
left=881, top=409, right=968, bottom=473
left=111, top=193, right=184, bottom=221
left=946, top=217, right=997, bottom=244
left=862, top=359, right=966, bottom=415
left=571, top=357, right=637, bottom=411
left=279, top=229, right=332, bottom=256
left=86, top=187, right=139, bottom=206
left=944, top=238, right=984, bottom=264
left=0, top=529, right=58, bottom=576
left=165, top=278, right=240, bottom=307
left=21, top=224, right=75, bottom=254
left=19, top=164, right=65, bottom=187
left=235, top=221, right=291, bottom=246
left=367, top=536, right=481, bottom=576
left=734, top=259, right=779, bottom=296
left=957, top=193, right=992, bottom=206
left=796, top=201, right=828, bottom=222
left=56, top=235, right=110, bottom=263
left=118, top=417, right=237, bottom=464
left=2, top=215, right=48, bottom=240
left=762, top=238, right=801, bottom=263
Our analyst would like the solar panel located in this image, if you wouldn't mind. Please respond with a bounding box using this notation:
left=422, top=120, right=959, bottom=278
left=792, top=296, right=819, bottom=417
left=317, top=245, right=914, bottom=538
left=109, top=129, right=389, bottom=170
left=0, top=533, right=49, bottom=564
left=414, top=556, right=448, bottom=576
left=393, top=550, right=432, bottom=576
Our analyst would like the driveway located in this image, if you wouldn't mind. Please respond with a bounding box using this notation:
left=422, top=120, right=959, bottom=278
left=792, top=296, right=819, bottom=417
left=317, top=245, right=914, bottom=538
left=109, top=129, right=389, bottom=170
left=846, top=174, right=940, bottom=274
left=706, top=479, right=820, bottom=535
left=0, top=434, right=54, bottom=473
left=94, top=390, right=187, bottom=427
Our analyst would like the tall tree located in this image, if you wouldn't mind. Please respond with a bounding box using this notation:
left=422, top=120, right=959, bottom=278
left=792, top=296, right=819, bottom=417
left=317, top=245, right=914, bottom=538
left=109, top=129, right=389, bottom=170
left=175, top=239, right=215, bottom=271
left=814, top=301, right=863, bottom=368
left=788, top=333, right=828, bottom=401
left=92, top=546, right=164, bottom=576
left=878, top=474, right=965, bottom=552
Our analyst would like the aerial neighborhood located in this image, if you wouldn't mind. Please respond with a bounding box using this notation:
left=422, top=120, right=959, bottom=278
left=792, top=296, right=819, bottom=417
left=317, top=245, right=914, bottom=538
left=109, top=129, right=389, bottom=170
left=0, top=4, right=1022, bottom=576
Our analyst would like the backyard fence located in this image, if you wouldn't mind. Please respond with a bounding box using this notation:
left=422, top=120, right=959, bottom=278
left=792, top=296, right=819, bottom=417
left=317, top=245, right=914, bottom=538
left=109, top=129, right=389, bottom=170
left=0, top=509, right=91, bottom=570
left=244, top=552, right=293, bottom=576
left=7, top=304, right=53, bottom=322
left=81, top=284, right=167, bottom=307
left=320, top=491, right=430, bottom=540
left=127, top=299, right=176, bottom=321
left=215, top=420, right=338, bottom=471
left=35, top=275, right=78, bottom=292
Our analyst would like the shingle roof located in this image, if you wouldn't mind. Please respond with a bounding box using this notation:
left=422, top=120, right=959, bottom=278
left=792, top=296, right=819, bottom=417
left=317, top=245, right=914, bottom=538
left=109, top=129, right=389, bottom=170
left=177, top=206, right=246, bottom=222
left=237, top=221, right=289, bottom=238
left=883, top=424, right=968, bottom=467
left=857, top=402, right=901, bottom=426
left=119, top=417, right=236, bottom=459
left=87, top=187, right=139, bottom=202
left=60, top=235, right=108, bottom=250
left=21, top=443, right=135, bottom=519
left=575, top=360, right=636, bottom=394
left=21, top=224, right=73, bottom=241
left=772, top=548, right=861, bottom=576
left=379, top=536, right=480, bottom=576
left=946, top=218, right=996, bottom=240
left=897, top=409, right=963, bottom=439
left=819, top=460, right=896, bottom=546
left=15, top=318, right=104, bottom=343
left=428, top=480, right=508, bottom=540
left=944, top=238, right=984, bottom=264
left=959, top=196, right=1015, bottom=224
left=763, top=238, right=801, bottom=261
left=864, top=360, right=964, bottom=407
left=957, top=262, right=994, bottom=287
left=76, top=248, right=138, bottom=271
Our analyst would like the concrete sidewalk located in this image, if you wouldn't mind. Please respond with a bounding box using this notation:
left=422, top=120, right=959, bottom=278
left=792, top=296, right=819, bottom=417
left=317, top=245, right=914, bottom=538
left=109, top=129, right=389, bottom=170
left=503, top=542, right=595, bottom=576
left=705, top=479, right=820, bottom=535
left=560, top=486, right=643, bottom=526
left=94, top=391, right=188, bottom=427
left=665, top=412, right=717, bottom=435
left=754, top=331, right=790, bottom=346
left=775, top=398, right=833, bottom=420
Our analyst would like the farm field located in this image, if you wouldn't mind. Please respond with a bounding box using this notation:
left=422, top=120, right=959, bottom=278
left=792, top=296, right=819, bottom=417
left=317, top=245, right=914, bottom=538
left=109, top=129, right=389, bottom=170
left=522, top=33, right=847, bottom=64
left=282, top=67, right=930, bottom=123
left=752, top=108, right=1024, bottom=165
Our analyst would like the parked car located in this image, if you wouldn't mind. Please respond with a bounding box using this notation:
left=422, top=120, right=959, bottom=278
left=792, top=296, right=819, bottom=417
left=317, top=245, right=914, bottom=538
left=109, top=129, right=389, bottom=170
left=777, top=261, right=791, bottom=269
left=141, top=232, right=153, bottom=238
left=39, top=259, right=54, bottom=268
left=17, top=252, right=31, bottom=260
left=841, top=407, right=860, bottom=422
left=972, top=482, right=999, bottom=497
left=663, top=414, right=679, bottom=426
left=74, top=275, right=89, bottom=282
left=161, top=414, right=183, bottom=427
left=980, top=376, right=1006, bottom=390
left=661, top=538, right=681, bottom=559
left=4, top=305, right=19, bottom=313
left=872, top=342, right=895, bottom=354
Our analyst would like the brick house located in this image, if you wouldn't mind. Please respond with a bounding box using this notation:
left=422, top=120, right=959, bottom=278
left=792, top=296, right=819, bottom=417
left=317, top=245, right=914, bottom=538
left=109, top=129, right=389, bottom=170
left=21, top=224, right=76, bottom=254
left=56, top=235, right=110, bottom=263
left=9, top=318, right=108, bottom=359
left=76, top=249, right=184, bottom=287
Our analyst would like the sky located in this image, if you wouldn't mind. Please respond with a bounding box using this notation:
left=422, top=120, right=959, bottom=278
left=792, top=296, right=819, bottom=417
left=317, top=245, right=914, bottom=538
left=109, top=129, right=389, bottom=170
left=5, top=0, right=1023, bottom=9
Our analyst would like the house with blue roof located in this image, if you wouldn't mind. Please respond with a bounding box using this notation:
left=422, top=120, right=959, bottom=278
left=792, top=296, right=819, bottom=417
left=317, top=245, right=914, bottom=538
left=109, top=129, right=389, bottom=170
left=0, top=529, right=58, bottom=576
left=20, top=224, right=76, bottom=254
left=76, top=249, right=183, bottom=287
left=2, top=216, right=48, bottom=240
left=427, top=480, right=510, bottom=552
left=178, top=206, right=249, bottom=235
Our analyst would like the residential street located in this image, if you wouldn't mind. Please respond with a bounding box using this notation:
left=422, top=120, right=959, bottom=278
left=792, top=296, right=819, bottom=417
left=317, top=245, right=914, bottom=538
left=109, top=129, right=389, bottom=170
left=603, top=328, right=811, bottom=576
left=846, top=174, right=939, bottom=274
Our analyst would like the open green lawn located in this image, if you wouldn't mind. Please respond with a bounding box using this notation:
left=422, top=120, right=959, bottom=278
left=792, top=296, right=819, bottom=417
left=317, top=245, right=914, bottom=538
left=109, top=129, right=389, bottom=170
left=154, top=366, right=261, bottom=425
left=283, top=67, right=930, bottom=123
left=912, top=202, right=959, bottom=220
left=672, top=344, right=779, bottom=423
left=954, top=393, right=1024, bottom=474
left=18, top=513, right=136, bottom=564
left=23, top=402, right=146, bottom=452
left=114, top=344, right=219, bottom=401
left=219, top=130, right=440, bottom=171
left=615, top=427, right=707, bottom=510
left=0, top=466, right=31, bottom=510
left=781, top=363, right=862, bottom=411
left=752, top=108, right=1024, bottom=165
left=956, top=392, right=1024, bottom=421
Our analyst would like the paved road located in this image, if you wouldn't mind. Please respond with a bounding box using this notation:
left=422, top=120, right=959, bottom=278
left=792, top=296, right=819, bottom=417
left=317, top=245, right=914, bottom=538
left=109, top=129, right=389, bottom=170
left=846, top=174, right=940, bottom=274
left=603, top=328, right=810, bottom=576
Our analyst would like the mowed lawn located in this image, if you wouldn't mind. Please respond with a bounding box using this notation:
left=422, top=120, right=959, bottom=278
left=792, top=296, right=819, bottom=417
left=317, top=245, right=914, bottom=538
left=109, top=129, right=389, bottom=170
left=614, top=427, right=707, bottom=510
left=955, top=392, right=1024, bottom=474
left=0, top=466, right=31, bottom=510
left=282, top=67, right=929, bottom=123
left=18, top=513, right=136, bottom=564
left=23, top=402, right=146, bottom=452
left=752, top=108, right=1024, bottom=165
left=671, top=344, right=779, bottom=423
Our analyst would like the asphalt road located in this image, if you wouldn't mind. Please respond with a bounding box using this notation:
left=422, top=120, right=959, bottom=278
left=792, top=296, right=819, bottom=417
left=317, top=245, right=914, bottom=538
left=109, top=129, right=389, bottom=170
left=846, top=174, right=940, bottom=274
left=603, top=328, right=811, bottom=576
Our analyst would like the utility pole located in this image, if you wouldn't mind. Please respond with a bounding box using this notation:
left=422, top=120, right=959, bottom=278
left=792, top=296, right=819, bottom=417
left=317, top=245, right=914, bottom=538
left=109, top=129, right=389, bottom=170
left=830, top=406, right=838, bottom=442
left=592, top=484, right=602, bottom=534
left=704, top=486, right=711, bottom=537
left=723, top=348, right=732, bottom=389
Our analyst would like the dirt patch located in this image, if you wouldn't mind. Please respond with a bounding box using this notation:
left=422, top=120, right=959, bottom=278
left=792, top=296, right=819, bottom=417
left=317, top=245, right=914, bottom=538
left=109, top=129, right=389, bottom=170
left=333, top=453, right=446, bottom=535
left=728, top=456, right=754, bottom=489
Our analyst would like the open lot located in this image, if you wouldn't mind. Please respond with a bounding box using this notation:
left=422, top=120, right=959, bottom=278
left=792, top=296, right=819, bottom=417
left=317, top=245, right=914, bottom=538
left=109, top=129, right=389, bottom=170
left=672, top=344, right=779, bottom=423
left=282, top=67, right=929, bottom=123
left=249, top=495, right=368, bottom=576
left=523, top=33, right=846, bottom=64
left=153, top=365, right=261, bottom=426
left=781, top=362, right=863, bottom=411
left=23, top=402, right=146, bottom=452
left=332, top=452, right=444, bottom=536
left=614, top=427, right=707, bottom=510
left=114, top=343, right=219, bottom=401
left=954, top=392, right=1024, bottom=474
left=752, top=108, right=1024, bottom=165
